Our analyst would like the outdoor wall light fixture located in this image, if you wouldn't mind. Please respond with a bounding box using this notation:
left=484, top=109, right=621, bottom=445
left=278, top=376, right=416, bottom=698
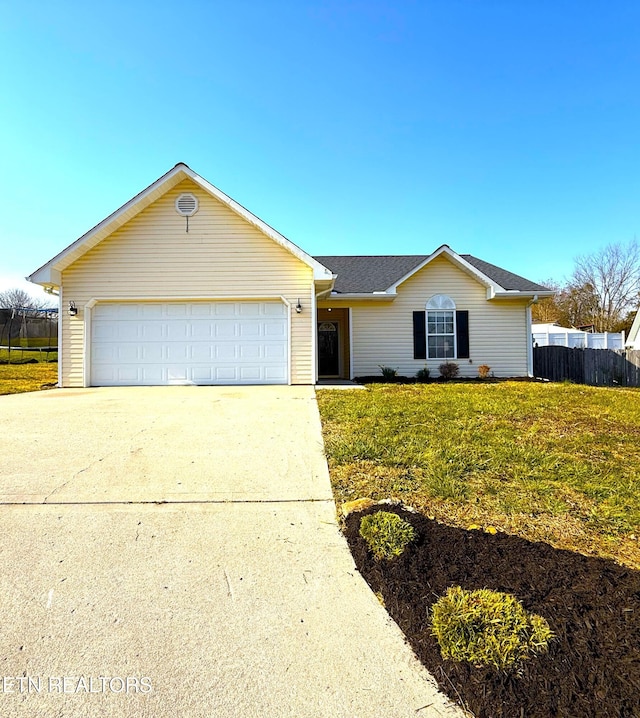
left=295, top=300, right=302, bottom=314
left=68, top=301, right=78, bottom=317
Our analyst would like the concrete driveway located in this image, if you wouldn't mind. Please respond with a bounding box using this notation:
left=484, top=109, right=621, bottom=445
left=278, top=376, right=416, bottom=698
left=0, top=386, right=461, bottom=717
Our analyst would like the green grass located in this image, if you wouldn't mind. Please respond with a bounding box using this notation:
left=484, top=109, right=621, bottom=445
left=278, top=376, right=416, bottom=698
left=0, top=348, right=58, bottom=363
left=0, top=362, right=58, bottom=395
left=14, top=337, right=58, bottom=348
left=317, top=382, right=640, bottom=568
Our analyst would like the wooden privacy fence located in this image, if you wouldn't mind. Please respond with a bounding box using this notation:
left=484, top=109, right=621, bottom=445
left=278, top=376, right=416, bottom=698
left=533, top=346, right=640, bottom=387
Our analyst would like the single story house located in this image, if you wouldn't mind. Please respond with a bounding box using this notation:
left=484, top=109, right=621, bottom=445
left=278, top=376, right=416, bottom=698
left=28, top=163, right=553, bottom=387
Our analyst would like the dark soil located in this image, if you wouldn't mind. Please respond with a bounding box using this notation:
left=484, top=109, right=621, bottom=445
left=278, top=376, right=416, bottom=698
left=344, top=505, right=640, bottom=718
left=352, top=375, right=542, bottom=384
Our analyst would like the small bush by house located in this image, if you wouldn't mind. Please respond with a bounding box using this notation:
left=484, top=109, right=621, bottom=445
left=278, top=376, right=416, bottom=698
left=439, top=362, right=460, bottom=380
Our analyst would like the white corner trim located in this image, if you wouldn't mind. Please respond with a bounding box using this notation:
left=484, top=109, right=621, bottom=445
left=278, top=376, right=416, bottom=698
left=83, top=303, right=92, bottom=388
left=311, top=289, right=318, bottom=385
left=57, top=286, right=63, bottom=388
left=526, top=303, right=533, bottom=377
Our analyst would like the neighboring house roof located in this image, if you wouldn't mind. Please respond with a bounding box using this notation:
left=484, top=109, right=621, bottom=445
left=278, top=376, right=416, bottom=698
left=28, top=163, right=334, bottom=287
left=315, top=249, right=551, bottom=296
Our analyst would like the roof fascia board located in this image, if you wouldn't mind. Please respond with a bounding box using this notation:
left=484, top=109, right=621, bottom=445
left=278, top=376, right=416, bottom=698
left=388, top=245, right=504, bottom=294
left=490, top=290, right=556, bottom=300
left=327, top=292, right=396, bottom=302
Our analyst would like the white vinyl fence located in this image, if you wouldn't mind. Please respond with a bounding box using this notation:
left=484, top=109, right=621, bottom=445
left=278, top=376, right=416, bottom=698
left=532, top=328, right=624, bottom=350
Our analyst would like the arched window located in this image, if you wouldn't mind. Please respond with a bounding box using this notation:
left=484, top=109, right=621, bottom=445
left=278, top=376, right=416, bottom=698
left=426, top=294, right=456, bottom=359
left=426, top=294, right=456, bottom=311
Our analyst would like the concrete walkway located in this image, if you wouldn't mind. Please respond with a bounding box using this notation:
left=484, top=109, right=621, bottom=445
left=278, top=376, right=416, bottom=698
left=0, top=387, right=462, bottom=717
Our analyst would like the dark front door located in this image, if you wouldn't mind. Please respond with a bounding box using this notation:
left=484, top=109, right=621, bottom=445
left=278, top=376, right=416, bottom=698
left=318, top=321, right=340, bottom=376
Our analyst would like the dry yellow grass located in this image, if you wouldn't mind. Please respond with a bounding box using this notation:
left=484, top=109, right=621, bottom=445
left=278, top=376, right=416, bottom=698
left=0, top=363, right=58, bottom=395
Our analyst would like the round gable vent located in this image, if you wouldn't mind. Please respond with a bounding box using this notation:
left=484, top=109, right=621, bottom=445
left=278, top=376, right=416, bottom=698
left=175, top=193, right=199, bottom=217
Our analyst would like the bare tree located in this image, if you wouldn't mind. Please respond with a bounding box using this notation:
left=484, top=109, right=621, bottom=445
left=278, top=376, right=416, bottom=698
left=532, top=279, right=599, bottom=328
left=531, top=279, right=562, bottom=323
left=0, top=288, right=50, bottom=310
left=571, top=240, right=640, bottom=332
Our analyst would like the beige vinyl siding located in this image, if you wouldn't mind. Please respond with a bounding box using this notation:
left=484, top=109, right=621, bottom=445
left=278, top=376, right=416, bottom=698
left=320, top=254, right=530, bottom=378
left=61, top=179, right=314, bottom=386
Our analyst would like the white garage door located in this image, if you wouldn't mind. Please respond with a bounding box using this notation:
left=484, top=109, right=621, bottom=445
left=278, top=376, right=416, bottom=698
left=91, top=301, right=289, bottom=386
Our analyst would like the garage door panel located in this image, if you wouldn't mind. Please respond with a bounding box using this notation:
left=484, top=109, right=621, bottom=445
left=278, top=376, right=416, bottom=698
left=140, top=323, right=164, bottom=341
left=166, top=321, right=190, bottom=340
left=239, top=302, right=264, bottom=317
left=215, top=344, right=238, bottom=360
left=214, top=303, right=237, bottom=317
left=192, top=322, right=214, bottom=339
left=264, top=303, right=287, bottom=316
left=264, top=321, right=287, bottom=338
left=239, top=321, right=261, bottom=337
left=140, top=366, right=164, bottom=383
left=264, top=344, right=287, bottom=360
left=91, top=301, right=288, bottom=386
left=167, top=304, right=188, bottom=317
left=191, top=367, right=213, bottom=382
left=191, top=344, right=212, bottom=361
left=214, top=321, right=238, bottom=338
left=165, top=343, right=191, bottom=361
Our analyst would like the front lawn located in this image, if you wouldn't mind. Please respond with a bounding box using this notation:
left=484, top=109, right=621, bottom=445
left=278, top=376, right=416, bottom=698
left=317, top=382, right=640, bottom=569
left=0, top=362, right=58, bottom=395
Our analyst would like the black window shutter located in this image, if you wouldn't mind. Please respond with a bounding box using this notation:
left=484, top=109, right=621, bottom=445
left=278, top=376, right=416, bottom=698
left=413, top=311, right=426, bottom=360
left=456, top=310, right=469, bottom=358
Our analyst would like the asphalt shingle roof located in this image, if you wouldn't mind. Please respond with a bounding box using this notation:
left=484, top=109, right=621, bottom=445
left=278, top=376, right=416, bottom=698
left=313, top=253, right=549, bottom=294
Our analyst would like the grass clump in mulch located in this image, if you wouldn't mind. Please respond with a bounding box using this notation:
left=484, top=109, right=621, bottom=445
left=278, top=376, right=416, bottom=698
left=359, top=510, right=416, bottom=560
left=345, top=505, right=640, bottom=718
left=430, top=586, right=553, bottom=670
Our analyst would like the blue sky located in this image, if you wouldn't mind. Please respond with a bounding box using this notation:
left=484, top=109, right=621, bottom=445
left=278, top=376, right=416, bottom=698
left=1, top=1, right=638, bottom=302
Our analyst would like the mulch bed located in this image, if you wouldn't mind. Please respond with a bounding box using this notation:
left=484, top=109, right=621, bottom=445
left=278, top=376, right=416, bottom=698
left=344, top=505, right=640, bottom=718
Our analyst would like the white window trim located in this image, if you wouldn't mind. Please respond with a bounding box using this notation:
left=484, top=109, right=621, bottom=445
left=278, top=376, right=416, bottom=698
left=426, top=310, right=457, bottom=360
left=426, top=295, right=457, bottom=360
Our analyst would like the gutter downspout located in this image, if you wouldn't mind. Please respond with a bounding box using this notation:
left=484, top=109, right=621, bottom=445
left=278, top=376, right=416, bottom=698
left=526, top=295, right=538, bottom=377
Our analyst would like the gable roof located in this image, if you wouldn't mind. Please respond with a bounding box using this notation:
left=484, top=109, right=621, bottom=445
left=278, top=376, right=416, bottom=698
left=312, top=255, right=427, bottom=293
left=28, top=163, right=334, bottom=287
left=315, top=249, right=551, bottom=296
